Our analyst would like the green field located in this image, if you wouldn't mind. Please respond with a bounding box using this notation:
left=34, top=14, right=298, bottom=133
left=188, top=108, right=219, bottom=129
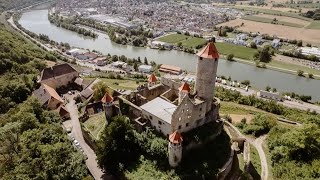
left=83, top=112, right=106, bottom=139
left=216, top=42, right=258, bottom=60
left=269, top=60, right=320, bottom=76
left=158, top=34, right=189, bottom=43
left=233, top=6, right=312, bottom=21
left=181, top=37, right=207, bottom=48
left=306, top=20, right=320, bottom=29
left=158, top=34, right=207, bottom=48
left=242, top=15, right=304, bottom=28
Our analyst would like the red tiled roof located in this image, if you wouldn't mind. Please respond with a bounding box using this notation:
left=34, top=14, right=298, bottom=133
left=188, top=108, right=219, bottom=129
left=42, top=84, right=63, bottom=103
left=148, top=74, right=157, bottom=83
left=196, top=42, right=219, bottom=59
left=169, top=131, right=183, bottom=144
left=101, top=92, right=113, bottom=103
left=178, top=82, right=191, bottom=93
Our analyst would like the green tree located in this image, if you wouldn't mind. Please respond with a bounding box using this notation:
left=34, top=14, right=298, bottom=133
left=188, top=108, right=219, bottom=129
left=308, top=73, right=314, bottom=79
left=226, top=54, right=234, bottom=61
left=96, top=116, right=139, bottom=173
left=265, top=86, right=271, bottom=91
left=92, top=81, right=113, bottom=101
left=297, top=70, right=304, bottom=76
left=297, top=40, right=303, bottom=47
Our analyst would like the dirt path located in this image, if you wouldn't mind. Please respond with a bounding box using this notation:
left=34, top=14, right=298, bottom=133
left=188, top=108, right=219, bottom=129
left=250, top=136, right=269, bottom=180
left=224, top=121, right=269, bottom=180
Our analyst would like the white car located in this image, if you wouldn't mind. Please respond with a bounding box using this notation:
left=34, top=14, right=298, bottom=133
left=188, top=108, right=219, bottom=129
left=74, top=140, right=80, bottom=146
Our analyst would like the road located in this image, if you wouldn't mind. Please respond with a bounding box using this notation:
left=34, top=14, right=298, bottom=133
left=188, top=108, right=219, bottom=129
left=65, top=94, right=107, bottom=180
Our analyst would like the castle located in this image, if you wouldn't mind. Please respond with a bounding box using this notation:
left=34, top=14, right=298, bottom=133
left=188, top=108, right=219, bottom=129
left=102, top=41, right=222, bottom=167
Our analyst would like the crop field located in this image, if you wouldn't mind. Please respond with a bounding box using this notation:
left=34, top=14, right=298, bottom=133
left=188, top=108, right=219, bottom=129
left=256, top=14, right=310, bottom=26
left=233, top=6, right=312, bottom=21
left=242, top=15, right=304, bottom=28
left=218, top=19, right=320, bottom=45
left=306, top=21, right=320, bottom=29
left=215, top=42, right=257, bottom=60
left=158, top=34, right=207, bottom=48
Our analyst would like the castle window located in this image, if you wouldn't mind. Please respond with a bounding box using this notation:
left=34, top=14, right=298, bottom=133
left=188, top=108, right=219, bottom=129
left=186, top=123, right=189, bottom=127
left=200, top=108, right=202, bottom=111
left=187, top=115, right=191, bottom=119
left=158, top=121, right=162, bottom=125
left=179, top=117, right=181, bottom=121
left=149, top=115, right=153, bottom=120
left=178, top=125, right=181, bottom=129
left=186, top=109, right=189, bottom=112
left=200, top=57, right=203, bottom=60
left=185, top=103, right=187, bottom=106
left=182, top=109, right=184, bottom=113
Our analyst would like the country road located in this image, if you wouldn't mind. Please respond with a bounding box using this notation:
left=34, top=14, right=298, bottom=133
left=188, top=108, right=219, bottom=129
left=65, top=94, right=108, bottom=180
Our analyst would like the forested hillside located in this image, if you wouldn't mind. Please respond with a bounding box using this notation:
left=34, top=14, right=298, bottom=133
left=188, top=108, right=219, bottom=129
left=0, top=0, right=44, bottom=11
left=0, top=6, right=88, bottom=178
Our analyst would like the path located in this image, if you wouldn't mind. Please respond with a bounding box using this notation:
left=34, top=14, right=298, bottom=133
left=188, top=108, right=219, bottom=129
left=250, top=136, right=268, bottom=180
left=224, top=121, right=269, bottom=180
left=65, top=94, right=107, bottom=180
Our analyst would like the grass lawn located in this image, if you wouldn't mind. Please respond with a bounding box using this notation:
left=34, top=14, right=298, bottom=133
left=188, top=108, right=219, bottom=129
left=86, top=78, right=145, bottom=90
left=306, top=21, right=320, bottom=29
left=158, top=34, right=189, bottom=44
left=216, top=42, right=258, bottom=60
left=181, top=37, right=207, bottom=48
left=242, top=15, right=304, bottom=28
left=83, top=112, right=106, bottom=139
left=269, top=60, right=320, bottom=76
left=250, top=144, right=261, bottom=176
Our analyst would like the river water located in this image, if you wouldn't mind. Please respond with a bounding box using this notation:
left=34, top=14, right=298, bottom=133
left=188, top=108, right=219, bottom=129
left=19, top=10, right=320, bottom=101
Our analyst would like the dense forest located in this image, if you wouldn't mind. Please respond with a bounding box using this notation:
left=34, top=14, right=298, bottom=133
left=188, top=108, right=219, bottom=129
left=0, top=10, right=89, bottom=179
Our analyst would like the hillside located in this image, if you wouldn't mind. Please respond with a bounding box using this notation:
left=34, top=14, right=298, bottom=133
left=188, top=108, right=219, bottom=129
left=0, top=0, right=44, bottom=11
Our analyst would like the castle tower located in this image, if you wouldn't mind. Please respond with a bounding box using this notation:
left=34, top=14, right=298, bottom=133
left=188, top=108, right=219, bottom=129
left=168, top=131, right=183, bottom=167
left=148, top=73, right=157, bottom=87
left=195, top=40, right=219, bottom=113
left=101, top=92, right=114, bottom=120
left=178, top=82, right=190, bottom=103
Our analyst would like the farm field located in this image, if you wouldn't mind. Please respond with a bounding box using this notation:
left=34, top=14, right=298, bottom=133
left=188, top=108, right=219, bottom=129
left=255, top=14, right=310, bottom=26
left=306, top=20, right=320, bottom=29
left=285, top=3, right=320, bottom=9
left=181, top=37, right=207, bottom=48
left=158, top=33, right=207, bottom=48
left=218, top=19, right=320, bottom=45
left=232, top=5, right=312, bottom=21
left=242, top=15, right=304, bottom=27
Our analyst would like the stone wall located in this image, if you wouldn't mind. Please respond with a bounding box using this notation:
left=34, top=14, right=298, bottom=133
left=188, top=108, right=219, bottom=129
left=216, top=149, right=235, bottom=180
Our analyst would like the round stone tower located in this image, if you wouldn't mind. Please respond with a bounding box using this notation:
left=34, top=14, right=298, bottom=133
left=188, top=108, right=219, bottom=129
left=101, top=92, right=114, bottom=120
left=168, top=131, right=183, bottom=167
left=178, top=82, right=190, bottom=103
left=195, top=40, right=219, bottom=113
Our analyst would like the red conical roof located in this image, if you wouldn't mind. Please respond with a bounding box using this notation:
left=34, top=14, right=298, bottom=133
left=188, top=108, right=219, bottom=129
left=196, top=42, right=219, bottom=59
left=148, top=74, right=157, bottom=83
left=101, top=92, right=113, bottom=103
left=169, top=131, right=183, bottom=144
left=178, top=82, right=190, bottom=93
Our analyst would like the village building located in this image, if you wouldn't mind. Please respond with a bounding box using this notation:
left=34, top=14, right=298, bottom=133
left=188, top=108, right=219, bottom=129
left=38, top=63, right=78, bottom=89
left=159, top=64, right=182, bottom=75
left=138, top=64, right=153, bottom=73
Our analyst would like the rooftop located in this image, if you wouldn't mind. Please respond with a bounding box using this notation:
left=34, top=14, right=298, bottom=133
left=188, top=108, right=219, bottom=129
left=169, top=131, right=183, bottom=144
left=140, top=97, right=177, bottom=124
left=148, top=74, right=157, bottom=83
left=40, top=63, right=77, bottom=81
left=196, top=42, right=219, bottom=59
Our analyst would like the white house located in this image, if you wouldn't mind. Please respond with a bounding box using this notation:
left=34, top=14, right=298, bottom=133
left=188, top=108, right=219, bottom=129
left=138, top=65, right=153, bottom=73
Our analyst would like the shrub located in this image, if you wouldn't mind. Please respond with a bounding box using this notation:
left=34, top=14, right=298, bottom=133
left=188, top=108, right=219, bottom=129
left=297, top=70, right=304, bottom=76
left=226, top=54, right=234, bottom=61
left=242, top=114, right=277, bottom=137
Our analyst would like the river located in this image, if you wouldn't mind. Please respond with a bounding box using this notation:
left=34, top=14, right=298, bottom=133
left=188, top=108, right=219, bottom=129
left=19, top=9, right=320, bottom=101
